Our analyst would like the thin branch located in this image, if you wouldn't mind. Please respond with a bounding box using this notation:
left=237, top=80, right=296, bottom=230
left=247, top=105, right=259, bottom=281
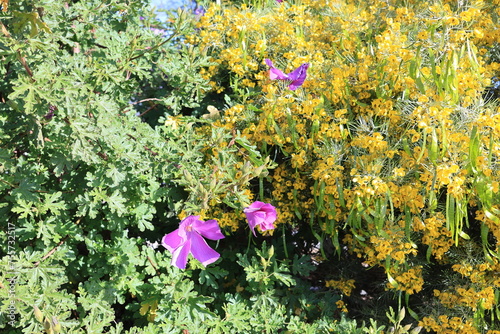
left=143, top=146, right=158, bottom=156
left=129, top=98, right=163, bottom=105
left=138, top=103, right=159, bottom=117
left=33, top=218, right=81, bottom=267
left=0, top=178, right=15, bottom=188
left=1, top=22, right=34, bottom=79
left=32, top=235, right=69, bottom=267
left=147, top=256, right=161, bottom=276
left=128, top=31, right=177, bottom=62
left=17, top=54, right=33, bottom=78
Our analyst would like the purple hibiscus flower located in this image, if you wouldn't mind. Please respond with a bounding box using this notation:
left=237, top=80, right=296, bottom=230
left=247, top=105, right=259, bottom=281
left=162, top=215, right=225, bottom=269
left=264, top=58, right=310, bottom=90
left=243, top=201, right=277, bottom=236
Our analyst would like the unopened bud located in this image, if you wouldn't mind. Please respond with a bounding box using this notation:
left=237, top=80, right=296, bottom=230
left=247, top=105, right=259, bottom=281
left=183, top=169, right=193, bottom=183
left=43, top=317, right=53, bottom=334
left=268, top=245, right=275, bottom=258
left=52, top=316, right=61, bottom=333
left=33, top=305, right=43, bottom=323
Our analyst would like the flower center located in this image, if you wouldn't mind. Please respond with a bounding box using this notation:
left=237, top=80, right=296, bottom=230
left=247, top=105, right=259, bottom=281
left=186, top=224, right=193, bottom=232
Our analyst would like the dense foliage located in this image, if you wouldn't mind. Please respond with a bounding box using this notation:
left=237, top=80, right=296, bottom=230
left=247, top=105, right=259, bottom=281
left=1, top=0, right=500, bottom=333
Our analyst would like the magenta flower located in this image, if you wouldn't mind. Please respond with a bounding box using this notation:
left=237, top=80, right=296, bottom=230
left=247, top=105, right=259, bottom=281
left=243, top=201, right=277, bottom=236
left=264, top=58, right=310, bottom=90
left=162, top=216, right=225, bottom=269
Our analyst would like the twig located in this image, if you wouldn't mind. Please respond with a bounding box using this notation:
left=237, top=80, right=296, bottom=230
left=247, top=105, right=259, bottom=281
left=147, top=256, right=161, bottom=276
left=144, top=146, right=158, bottom=156
left=128, top=32, right=177, bottom=62
left=33, top=218, right=81, bottom=267
left=129, top=98, right=163, bottom=105
left=138, top=103, right=159, bottom=117
left=33, top=235, right=69, bottom=267
left=0, top=179, right=15, bottom=188
left=1, top=22, right=34, bottom=79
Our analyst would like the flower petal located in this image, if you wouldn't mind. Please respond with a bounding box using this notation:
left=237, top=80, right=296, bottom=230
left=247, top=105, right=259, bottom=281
left=162, top=229, right=184, bottom=253
left=265, top=58, right=289, bottom=80
left=190, top=232, right=221, bottom=266
left=287, top=63, right=309, bottom=90
left=244, top=201, right=265, bottom=211
left=193, top=219, right=225, bottom=241
left=260, top=219, right=276, bottom=232
left=245, top=211, right=267, bottom=235
left=170, top=238, right=191, bottom=269
left=269, top=68, right=289, bottom=80
left=261, top=203, right=277, bottom=221
left=179, top=215, right=200, bottom=230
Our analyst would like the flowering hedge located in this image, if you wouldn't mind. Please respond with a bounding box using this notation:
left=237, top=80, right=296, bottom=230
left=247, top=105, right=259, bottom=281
left=189, top=0, right=500, bottom=332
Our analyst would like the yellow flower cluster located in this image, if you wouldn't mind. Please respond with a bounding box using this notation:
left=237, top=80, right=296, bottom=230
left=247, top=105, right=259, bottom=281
left=335, top=300, right=348, bottom=313
left=452, top=259, right=500, bottom=286
left=434, top=286, right=496, bottom=312
left=325, top=278, right=356, bottom=297
left=388, top=183, right=425, bottom=214
left=367, top=232, right=417, bottom=265
left=414, top=213, right=454, bottom=261
left=476, top=209, right=500, bottom=242
left=212, top=210, right=245, bottom=232
left=387, top=266, right=424, bottom=295
left=419, top=315, right=480, bottom=334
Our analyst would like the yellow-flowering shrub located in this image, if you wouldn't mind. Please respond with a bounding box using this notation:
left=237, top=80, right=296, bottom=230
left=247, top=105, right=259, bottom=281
left=191, top=0, right=500, bottom=330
